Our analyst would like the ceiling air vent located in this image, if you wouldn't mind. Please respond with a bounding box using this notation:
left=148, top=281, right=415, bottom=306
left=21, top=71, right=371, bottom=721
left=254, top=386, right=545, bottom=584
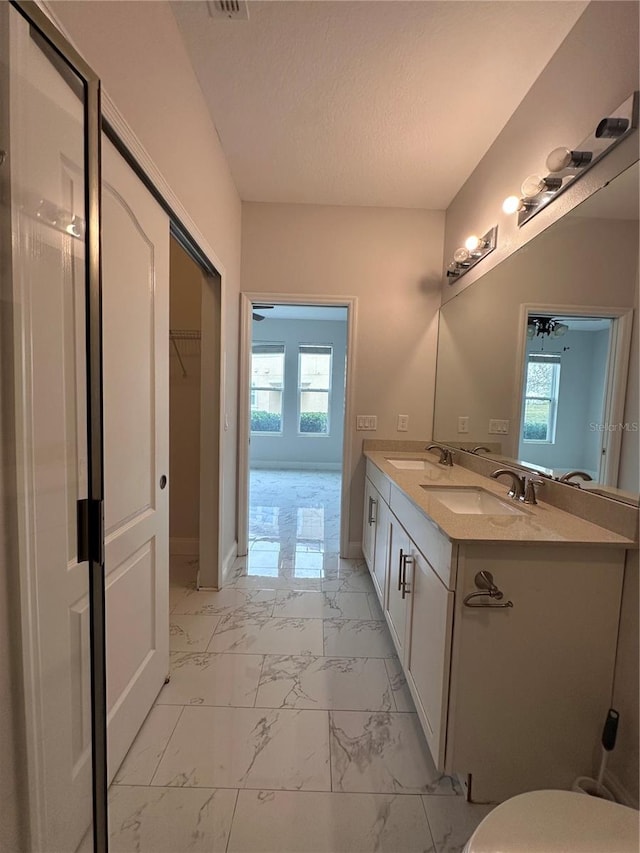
left=207, top=1, right=249, bottom=21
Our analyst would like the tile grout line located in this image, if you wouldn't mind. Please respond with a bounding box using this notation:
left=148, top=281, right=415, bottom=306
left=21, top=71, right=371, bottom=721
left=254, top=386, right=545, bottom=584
left=253, top=654, right=267, bottom=708
left=419, top=792, right=440, bottom=853
left=147, top=704, right=186, bottom=787
left=224, top=789, right=241, bottom=853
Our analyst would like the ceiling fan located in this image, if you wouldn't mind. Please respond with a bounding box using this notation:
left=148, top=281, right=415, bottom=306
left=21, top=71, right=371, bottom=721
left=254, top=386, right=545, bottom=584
left=252, top=304, right=274, bottom=322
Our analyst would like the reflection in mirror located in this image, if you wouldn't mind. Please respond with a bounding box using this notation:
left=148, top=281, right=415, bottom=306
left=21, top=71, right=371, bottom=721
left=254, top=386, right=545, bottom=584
left=434, top=162, right=639, bottom=499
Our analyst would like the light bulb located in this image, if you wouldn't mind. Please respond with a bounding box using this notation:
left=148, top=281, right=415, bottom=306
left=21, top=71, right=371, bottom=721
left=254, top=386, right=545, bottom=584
left=502, top=195, right=523, bottom=215
left=453, top=247, right=470, bottom=264
left=521, top=175, right=546, bottom=199
left=526, top=324, right=536, bottom=340
left=546, top=147, right=592, bottom=173
left=546, top=147, right=571, bottom=172
left=464, top=235, right=481, bottom=252
left=552, top=322, right=568, bottom=338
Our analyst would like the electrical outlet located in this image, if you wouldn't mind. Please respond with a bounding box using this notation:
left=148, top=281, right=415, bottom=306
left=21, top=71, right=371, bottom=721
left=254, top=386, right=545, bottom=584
left=397, top=414, right=409, bottom=432
left=489, top=419, right=509, bottom=435
left=356, top=415, right=377, bottom=431
left=457, top=416, right=469, bottom=434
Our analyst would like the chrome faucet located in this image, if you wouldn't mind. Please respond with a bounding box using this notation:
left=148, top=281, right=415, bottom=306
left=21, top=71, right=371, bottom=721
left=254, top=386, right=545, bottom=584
left=490, top=468, right=525, bottom=500
left=522, top=476, right=545, bottom=505
left=491, top=468, right=544, bottom=504
left=425, top=443, right=455, bottom=466
left=558, top=471, right=593, bottom=487
left=471, top=446, right=491, bottom=454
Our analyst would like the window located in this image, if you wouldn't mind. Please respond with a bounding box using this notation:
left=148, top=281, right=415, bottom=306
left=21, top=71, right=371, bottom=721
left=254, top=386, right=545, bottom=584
left=298, top=345, right=332, bottom=434
left=522, top=354, right=561, bottom=443
left=251, top=343, right=285, bottom=433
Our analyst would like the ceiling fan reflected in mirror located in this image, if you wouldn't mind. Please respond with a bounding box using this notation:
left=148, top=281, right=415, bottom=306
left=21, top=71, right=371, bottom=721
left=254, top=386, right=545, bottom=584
left=252, top=304, right=274, bottom=322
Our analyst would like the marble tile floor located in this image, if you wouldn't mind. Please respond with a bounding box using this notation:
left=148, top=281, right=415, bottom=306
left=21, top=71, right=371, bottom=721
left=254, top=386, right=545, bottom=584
left=108, top=470, right=494, bottom=852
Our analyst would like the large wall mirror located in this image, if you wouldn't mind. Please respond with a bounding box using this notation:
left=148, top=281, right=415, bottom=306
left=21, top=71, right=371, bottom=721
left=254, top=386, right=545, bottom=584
left=433, top=159, right=639, bottom=500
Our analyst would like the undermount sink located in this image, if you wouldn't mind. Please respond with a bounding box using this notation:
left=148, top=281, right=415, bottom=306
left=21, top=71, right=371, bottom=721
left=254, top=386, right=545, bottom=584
left=420, top=486, right=525, bottom=515
left=386, top=458, right=435, bottom=470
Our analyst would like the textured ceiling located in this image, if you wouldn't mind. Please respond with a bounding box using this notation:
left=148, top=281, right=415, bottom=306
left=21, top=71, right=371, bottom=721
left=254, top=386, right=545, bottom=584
left=172, top=1, right=588, bottom=209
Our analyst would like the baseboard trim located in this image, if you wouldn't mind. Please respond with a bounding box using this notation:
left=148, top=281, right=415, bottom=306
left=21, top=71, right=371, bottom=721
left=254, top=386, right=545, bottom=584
left=346, top=541, right=364, bottom=560
left=170, top=537, right=199, bottom=556
left=250, top=461, right=342, bottom=471
left=220, top=540, right=239, bottom=586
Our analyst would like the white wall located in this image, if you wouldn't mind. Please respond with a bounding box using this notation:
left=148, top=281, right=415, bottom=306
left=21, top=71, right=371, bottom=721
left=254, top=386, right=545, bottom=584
left=242, top=203, right=444, bottom=551
left=251, top=318, right=347, bottom=469
left=49, top=0, right=242, bottom=570
left=442, top=1, right=639, bottom=300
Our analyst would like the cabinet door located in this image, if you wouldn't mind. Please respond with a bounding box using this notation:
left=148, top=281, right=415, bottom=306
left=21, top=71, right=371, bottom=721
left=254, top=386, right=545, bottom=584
left=372, top=496, right=389, bottom=606
left=362, top=477, right=378, bottom=571
left=385, top=516, right=412, bottom=662
left=405, top=547, right=454, bottom=768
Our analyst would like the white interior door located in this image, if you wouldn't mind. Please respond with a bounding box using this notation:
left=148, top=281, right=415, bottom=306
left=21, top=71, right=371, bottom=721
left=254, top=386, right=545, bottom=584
left=101, top=136, right=170, bottom=778
left=8, top=10, right=94, bottom=851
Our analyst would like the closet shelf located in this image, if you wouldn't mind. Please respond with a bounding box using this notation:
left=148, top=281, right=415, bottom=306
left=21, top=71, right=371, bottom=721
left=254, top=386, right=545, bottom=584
left=170, top=329, right=201, bottom=377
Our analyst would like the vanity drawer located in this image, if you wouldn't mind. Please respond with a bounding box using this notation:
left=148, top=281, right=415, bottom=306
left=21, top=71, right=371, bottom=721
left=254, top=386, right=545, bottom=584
left=366, top=458, right=391, bottom=504
left=390, top=483, right=453, bottom=588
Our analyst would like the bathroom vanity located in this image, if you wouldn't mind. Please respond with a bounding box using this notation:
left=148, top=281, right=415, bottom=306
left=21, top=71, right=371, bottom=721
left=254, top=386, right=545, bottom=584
left=362, top=450, right=634, bottom=803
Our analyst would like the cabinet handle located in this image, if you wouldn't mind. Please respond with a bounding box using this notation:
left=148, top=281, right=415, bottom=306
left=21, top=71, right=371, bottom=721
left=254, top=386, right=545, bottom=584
left=400, top=552, right=413, bottom=599
left=368, top=496, right=377, bottom=525
left=398, top=548, right=404, bottom=591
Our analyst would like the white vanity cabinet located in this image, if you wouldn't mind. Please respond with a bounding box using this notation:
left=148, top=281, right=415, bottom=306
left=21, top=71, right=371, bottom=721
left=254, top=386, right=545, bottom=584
left=362, top=463, right=391, bottom=604
left=447, top=542, right=625, bottom=802
left=385, top=482, right=455, bottom=767
left=385, top=513, right=411, bottom=659
left=361, top=458, right=628, bottom=802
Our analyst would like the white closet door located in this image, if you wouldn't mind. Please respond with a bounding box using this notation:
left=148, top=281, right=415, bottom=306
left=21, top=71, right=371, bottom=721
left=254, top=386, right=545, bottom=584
left=8, top=9, right=94, bottom=851
left=101, top=136, right=170, bottom=778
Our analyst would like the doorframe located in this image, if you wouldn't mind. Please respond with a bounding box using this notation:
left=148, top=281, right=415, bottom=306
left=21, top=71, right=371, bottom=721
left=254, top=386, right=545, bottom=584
left=238, top=293, right=357, bottom=564
left=514, top=303, right=634, bottom=485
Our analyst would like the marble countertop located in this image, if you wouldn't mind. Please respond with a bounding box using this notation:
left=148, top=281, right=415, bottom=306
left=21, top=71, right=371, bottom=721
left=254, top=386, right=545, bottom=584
left=365, top=450, right=636, bottom=547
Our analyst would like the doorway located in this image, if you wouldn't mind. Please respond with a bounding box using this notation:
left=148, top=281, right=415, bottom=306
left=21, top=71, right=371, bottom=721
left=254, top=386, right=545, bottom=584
left=248, top=305, right=347, bottom=579
left=516, top=308, right=634, bottom=484
left=238, top=296, right=356, bottom=572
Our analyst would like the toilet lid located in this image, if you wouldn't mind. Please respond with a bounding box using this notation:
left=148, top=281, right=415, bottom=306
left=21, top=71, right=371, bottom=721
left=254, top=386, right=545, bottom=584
left=464, top=790, right=639, bottom=853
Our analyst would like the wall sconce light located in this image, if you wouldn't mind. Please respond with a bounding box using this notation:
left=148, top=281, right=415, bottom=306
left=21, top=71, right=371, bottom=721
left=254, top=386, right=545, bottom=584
left=446, top=225, right=497, bottom=282
left=527, top=317, right=569, bottom=340
left=502, top=91, right=638, bottom=227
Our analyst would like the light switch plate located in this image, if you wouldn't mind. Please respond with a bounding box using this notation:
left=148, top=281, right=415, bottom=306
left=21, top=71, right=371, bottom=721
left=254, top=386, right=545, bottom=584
left=489, top=419, right=509, bottom=435
left=356, top=415, right=377, bottom=431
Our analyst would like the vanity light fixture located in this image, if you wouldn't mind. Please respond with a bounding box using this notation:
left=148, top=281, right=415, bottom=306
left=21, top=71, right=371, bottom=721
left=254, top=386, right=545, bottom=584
left=446, top=225, right=498, bottom=282
left=527, top=317, right=568, bottom=340
left=502, top=91, right=638, bottom=227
